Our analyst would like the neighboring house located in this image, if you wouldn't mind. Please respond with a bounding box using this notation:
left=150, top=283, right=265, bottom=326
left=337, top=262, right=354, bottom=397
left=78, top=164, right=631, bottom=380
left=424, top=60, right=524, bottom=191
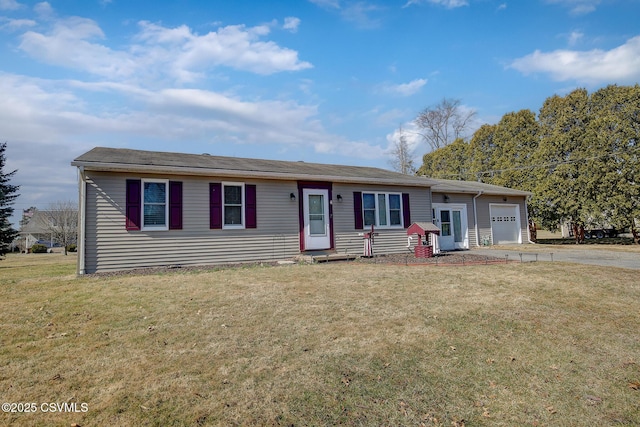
left=19, top=210, right=58, bottom=251
left=72, top=147, right=438, bottom=274
left=430, top=179, right=532, bottom=250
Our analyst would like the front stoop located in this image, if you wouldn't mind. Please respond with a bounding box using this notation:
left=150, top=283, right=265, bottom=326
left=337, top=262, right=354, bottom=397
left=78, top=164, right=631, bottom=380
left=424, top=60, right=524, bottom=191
left=296, top=251, right=358, bottom=263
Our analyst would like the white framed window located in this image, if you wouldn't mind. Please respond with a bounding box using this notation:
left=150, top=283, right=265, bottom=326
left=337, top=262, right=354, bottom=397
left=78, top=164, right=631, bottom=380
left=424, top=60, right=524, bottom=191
left=142, top=179, right=169, bottom=231
left=223, top=182, right=245, bottom=228
left=362, top=192, right=403, bottom=228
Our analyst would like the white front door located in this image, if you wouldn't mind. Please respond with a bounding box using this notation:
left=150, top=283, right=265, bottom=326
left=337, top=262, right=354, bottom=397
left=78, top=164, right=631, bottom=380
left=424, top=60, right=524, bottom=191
left=433, top=204, right=468, bottom=251
left=303, top=188, right=331, bottom=250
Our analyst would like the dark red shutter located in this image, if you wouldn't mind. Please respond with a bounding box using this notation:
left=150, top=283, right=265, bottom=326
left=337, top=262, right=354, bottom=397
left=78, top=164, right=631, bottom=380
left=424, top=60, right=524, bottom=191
left=353, top=191, right=363, bottom=230
left=126, top=179, right=141, bottom=230
left=169, top=181, right=183, bottom=230
left=402, top=193, right=411, bottom=228
left=210, top=183, right=222, bottom=229
left=245, top=184, right=257, bottom=229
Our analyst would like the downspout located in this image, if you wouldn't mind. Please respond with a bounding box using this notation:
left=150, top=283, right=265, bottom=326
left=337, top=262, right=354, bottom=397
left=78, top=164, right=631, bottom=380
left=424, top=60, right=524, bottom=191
left=77, top=166, right=87, bottom=275
left=473, top=191, right=483, bottom=247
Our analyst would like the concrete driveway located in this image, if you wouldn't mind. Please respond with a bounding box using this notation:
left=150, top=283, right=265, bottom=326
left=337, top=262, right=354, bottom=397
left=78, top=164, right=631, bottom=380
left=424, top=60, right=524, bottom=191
left=471, top=246, right=640, bottom=270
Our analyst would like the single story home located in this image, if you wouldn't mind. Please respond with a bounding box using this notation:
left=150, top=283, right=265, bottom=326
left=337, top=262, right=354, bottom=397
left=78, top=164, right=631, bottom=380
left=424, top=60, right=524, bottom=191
left=71, top=147, right=531, bottom=274
left=430, top=179, right=532, bottom=250
left=17, top=209, right=59, bottom=252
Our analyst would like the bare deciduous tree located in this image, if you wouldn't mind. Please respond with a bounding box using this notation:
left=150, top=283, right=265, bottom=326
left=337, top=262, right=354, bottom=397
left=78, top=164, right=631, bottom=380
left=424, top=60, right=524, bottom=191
left=35, top=201, right=78, bottom=255
left=414, top=98, right=476, bottom=151
left=388, top=126, right=416, bottom=175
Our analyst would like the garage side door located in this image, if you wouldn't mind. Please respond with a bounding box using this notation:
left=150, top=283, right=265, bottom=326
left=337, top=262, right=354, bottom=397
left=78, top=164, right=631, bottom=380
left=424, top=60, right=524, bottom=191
left=490, top=205, right=521, bottom=244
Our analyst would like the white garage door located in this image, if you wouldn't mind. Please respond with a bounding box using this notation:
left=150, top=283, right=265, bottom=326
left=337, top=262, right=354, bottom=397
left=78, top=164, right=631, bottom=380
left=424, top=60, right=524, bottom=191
left=490, top=205, right=521, bottom=244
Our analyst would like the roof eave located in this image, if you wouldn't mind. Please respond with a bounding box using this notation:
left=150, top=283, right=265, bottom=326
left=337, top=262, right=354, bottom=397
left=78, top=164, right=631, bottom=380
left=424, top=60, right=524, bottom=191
left=431, top=186, right=531, bottom=196
left=71, top=161, right=433, bottom=188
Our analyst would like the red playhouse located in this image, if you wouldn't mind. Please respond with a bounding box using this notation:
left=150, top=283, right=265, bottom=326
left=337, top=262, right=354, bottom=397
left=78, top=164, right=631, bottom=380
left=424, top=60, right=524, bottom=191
left=407, top=222, right=440, bottom=258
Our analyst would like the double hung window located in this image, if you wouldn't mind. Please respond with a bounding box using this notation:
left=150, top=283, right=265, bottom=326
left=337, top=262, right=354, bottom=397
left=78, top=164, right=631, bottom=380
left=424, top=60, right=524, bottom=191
left=362, top=192, right=402, bottom=228
left=223, top=183, right=244, bottom=228
left=142, top=179, right=168, bottom=230
left=210, top=182, right=257, bottom=230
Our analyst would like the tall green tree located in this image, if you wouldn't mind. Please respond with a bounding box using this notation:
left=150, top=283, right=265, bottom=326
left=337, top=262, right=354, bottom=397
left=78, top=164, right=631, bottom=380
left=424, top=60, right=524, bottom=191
left=416, top=138, right=470, bottom=179
left=0, top=142, right=19, bottom=256
left=585, top=84, right=640, bottom=242
left=468, top=110, right=539, bottom=190
left=467, top=123, right=497, bottom=181
left=530, top=89, right=591, bottom=235
left=415, top=86, right=640, bottom=243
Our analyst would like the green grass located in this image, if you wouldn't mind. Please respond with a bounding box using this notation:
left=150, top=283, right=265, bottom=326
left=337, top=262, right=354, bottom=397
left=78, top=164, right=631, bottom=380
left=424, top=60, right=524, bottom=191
left=0, top=253, right=639, bottom=426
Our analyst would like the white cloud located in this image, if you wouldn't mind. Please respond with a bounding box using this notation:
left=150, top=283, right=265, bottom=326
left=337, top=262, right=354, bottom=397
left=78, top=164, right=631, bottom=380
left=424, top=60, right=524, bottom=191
left=341, top=2, right=384, bottom=29
left=544, top=0, right=600, bottom=15
left=33, top=1, right=53, bottom=17
left=283, top=17, right=301, bottom=33
left=0, top=72, right=382, bottom=178
left=509, top=35, right=640, bottom=84
left=137, top=21, right=313, bottom=79
left=20, top=17, right=139, bottom=79
left=404, top=0, right=469, bottom=8
left=308, top=0, right=341, bottom=9
left=18, top=15, right=312, bottom=84
left=379, top=78, right=427, bottom=96
left=567, top=30, right=583, bottom=46
left=0, top=0, right=21, bottom=10
left=497, top=3, right=507, bottom=11
left=309, top=0, right=384, bottom=29
left=0, top=18, right=36, bottom=31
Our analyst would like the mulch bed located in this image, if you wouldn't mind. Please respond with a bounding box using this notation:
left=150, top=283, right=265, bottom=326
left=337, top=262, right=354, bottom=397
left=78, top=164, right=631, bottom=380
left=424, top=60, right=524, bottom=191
left=355, top=251, right=509, bottom=266
left=86, top=252, right=509, bottom=277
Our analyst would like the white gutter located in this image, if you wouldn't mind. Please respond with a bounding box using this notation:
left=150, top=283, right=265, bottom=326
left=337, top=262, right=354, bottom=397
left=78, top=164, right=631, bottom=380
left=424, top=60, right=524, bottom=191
left=473, top=191, right=483, bottom=247
left=77, top=167, right=87, bottom=275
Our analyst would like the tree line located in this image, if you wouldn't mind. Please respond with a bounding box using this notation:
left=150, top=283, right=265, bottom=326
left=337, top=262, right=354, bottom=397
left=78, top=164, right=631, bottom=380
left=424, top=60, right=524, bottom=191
left=413, top=85, right=640, bottom=243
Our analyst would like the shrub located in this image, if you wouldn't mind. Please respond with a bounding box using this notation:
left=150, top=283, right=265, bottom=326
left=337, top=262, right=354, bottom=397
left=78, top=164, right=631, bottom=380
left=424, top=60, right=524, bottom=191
left=31, top=244, right=48, bottom=253
left=66, top=244, right=77, bottom=253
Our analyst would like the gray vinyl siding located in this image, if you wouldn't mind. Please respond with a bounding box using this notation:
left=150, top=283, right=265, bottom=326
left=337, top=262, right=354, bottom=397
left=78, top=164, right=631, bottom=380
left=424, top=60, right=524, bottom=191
left=332, top=184, right=431, bottom=256
left=431, top=192, right=476, bottom=248
left=431, top=192, right=529, bottom=246
left=84, top=172, right=302, bottom=273
left=83, top=173, right=433, bottom=273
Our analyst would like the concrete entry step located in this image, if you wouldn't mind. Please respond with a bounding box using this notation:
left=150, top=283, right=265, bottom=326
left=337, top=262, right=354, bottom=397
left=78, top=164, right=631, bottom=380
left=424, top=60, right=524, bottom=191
left=312, top=253, right=358, bottom=263
left=299, top=250, right=358, bottom=263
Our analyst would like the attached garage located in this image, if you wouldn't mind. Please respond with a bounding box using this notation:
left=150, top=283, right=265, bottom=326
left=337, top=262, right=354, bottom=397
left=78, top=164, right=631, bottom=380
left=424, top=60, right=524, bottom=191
left=429, top=179, right=531, bottom=247
left=490, top=204, right=522, bottom=244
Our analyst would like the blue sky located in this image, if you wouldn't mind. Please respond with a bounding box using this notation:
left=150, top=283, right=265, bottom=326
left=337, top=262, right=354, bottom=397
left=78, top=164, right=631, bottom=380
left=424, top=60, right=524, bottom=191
left=2, top=0, right=639, bottom=225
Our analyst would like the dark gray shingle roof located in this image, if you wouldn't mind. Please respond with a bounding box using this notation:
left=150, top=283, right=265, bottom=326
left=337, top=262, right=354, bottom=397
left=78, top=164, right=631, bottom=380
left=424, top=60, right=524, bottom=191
left=429, top=178, right=531, bottom=196
left=72, top=147, right=435, bottom=187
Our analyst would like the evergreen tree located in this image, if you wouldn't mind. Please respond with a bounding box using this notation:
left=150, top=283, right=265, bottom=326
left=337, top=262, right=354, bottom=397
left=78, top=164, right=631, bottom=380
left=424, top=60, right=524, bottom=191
left=468, top=110, right=539, bottom=189
left=416, top=138, right=470, bottom=179
left=0, top=142, right=19, bottom=256
left=585, top=84, right=640, bottom=243
left=415, top=86, right=640, bottom=243
left=530, top=89, right=590, bottom=237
